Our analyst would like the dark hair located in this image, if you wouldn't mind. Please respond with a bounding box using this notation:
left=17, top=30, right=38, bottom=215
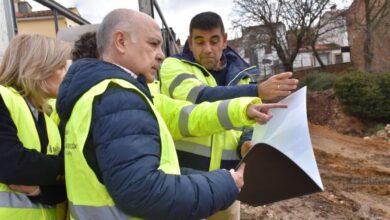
left=189, top=12, right=225, bottom=35
left=71, top=31, right=99, bottom=61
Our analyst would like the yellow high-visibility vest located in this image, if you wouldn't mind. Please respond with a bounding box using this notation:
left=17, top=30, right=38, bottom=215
left=64, top=79, right=180, bottom=220
left=160, top=57, right=255, bottom=170
left=0, top=86, right=62, bottom=220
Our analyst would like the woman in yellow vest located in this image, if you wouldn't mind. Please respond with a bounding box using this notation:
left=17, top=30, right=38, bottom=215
left=0, top=34, right=71, bottom=220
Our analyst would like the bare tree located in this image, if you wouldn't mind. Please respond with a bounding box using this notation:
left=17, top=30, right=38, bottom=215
left=232, top=0, right=336, bottom=71
left=307, top=7, right=346, bottom=68
left=349, top=0, right=390, bottom=72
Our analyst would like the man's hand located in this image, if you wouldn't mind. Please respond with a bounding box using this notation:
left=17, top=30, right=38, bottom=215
left=240, top=141, right=254, bottom=158
left=230, top=163, right=245, bottom=192
left=9, top=185, right=40, bottom=196
left=257, top=72, right=299, bottom=100
left=247, top=103, right=288, bottom=124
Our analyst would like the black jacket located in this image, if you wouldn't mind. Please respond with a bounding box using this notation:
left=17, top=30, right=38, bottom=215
left=0, top=95, right=66, bottom=205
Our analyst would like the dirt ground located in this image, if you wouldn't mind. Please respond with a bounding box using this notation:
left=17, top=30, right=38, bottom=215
left=241, top=91, right=390, bottom=219
left=241, top=124, right=390, bottom=219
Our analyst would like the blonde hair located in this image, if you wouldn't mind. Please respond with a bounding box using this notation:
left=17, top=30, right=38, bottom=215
left=0, top=34, right=71, bottom=113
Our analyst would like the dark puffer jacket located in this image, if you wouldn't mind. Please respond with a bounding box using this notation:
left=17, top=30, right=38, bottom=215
left=56, top=58, right=238, bottom=220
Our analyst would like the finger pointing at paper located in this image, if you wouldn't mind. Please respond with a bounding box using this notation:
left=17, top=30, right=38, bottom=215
left=247, top=103, right=288, bottom=124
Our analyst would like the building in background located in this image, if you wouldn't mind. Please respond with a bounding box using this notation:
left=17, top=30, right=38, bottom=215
left=346, top=0, right=390, bottom=72
left=293, top=6, right=351, bottom=70
left=15, top=0, right=80, bottom=38
left=229, top=6, right=352, bottom=74
left=228, top=23, right=285, bottom=77
left=1, top=0, right=15, bottom=60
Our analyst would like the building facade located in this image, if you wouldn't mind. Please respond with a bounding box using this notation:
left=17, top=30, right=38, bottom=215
left=15, top=0, right=80, bottom=38
left=228, top=23, right=286, bottom=77
left=346, top=0, right=390, bottom=72
left=293, top=6, right=351, bottom=70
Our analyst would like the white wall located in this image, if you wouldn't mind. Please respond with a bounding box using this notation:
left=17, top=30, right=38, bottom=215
left=0, top=3, right=9, bottom=60
left=318, top=13, right=349, bottom=47
left=293, top=52, right=313, bottom=69
left=0, top=0, right=14, bottom=61
left=342, top=52, right=351, bottom=63
left=256, top=45, right=281, bottom=75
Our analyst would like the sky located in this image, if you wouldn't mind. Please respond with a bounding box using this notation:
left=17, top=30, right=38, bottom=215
left=25, top=0, right=352, bottom=42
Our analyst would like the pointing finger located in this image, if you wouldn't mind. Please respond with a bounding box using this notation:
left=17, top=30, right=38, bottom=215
left=261, top=103, right=288, bottom=109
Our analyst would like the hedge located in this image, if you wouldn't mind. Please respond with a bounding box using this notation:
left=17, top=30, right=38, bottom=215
left=298, top=72, right=338, bottom=91
left=334, top=71, right=390, bottom=121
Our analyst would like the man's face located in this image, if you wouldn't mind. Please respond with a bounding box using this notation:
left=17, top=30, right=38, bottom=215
left=123, top=19, right=165, bottom=83
left=188, top=27, right=227, bottom=70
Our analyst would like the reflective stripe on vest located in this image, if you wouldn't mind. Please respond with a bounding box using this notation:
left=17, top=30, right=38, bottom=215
left=187, top=85, right=206, bottom=103
left=69, top=202, right=129, bottom=220
left=0, top=86, right=61, bottom=219
left=0, top=191, right=53, bottom=209
left=161, top=61, right=245, bottom=170
left=178, top=100, right=237, bottom=137
left=65, top=79, right=180, bottom=220
left=175, top=140, right=240, bottom=161
left=169, top=73, right=198, bottom=98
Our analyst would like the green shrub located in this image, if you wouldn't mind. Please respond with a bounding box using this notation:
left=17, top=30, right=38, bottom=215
left=299, top=72, right=338, bottom=91
left=334, top=71, right=390, bottom=121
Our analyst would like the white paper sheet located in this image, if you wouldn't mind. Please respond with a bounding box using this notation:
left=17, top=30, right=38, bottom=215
left=252, top=86, right=323, bottom=190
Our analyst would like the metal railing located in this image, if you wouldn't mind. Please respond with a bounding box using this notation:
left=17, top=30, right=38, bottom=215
left=33, top=0, right=90, bottom=25
left=8, top=0, right=178, bottom=56
left=139, top=0, right=179, bottom=56
left=33, top=0, right=90, bottom=33
left=8, top=0, right=90, bottom=36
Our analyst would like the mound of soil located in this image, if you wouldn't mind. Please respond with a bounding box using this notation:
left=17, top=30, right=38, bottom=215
left=241, top=125, right=390, bottom=219
left=241, top=90, right=390, bottom=219
left=307, top=89, right=366, bottom=136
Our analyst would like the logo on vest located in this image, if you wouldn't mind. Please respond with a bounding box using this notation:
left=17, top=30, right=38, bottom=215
left=48, top=145, right=60, bottom=154
left=65, top=143, right=77, bottom=155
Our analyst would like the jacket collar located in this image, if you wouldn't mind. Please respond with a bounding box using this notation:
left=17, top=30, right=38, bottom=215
left=173, top=40, right=257, bottom=85
left=57, top=58, right=152, bottom=121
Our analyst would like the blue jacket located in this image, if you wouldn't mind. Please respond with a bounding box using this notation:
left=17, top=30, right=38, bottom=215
left=56, top=59, right=238, bottom=220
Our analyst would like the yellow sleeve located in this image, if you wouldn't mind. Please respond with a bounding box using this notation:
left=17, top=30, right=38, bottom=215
left=160, top=57, right=205, bottom=102
left=154, top=94, right=261, bottom=140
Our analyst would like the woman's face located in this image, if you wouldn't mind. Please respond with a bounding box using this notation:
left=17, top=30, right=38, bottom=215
left=45, top=60, right=71, bottom=98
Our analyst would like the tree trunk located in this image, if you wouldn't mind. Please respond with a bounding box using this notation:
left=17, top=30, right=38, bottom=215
left=363, top=31, right=373, bottom=72
left=363, top=0, right=373, bottom=72
left=283, top=62, right=293, bottom=72
left=311, top=44, right=326, bottom=69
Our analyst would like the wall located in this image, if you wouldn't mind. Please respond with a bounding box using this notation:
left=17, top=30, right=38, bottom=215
left=294, top=62, right=353, bottom=81
left=17, top=17, right=67, bottom=38
left=0, top=1, right=13, bottom=60
left=347, top=0, right=390, bottom=72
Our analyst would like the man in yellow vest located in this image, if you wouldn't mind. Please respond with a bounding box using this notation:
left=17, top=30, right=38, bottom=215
left=159, top=12, right=299, bottom=219
left=57, top=9, right=286, bottom=220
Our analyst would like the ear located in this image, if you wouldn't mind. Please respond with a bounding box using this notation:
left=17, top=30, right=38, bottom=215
left=187, top=35, right=193, bottom=51
left=222, top=32, right=228, bottom=49
left=113, top=31, right=127, bottom=54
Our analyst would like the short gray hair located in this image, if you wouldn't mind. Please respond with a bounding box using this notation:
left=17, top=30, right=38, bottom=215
left=96, top=9, right=138, bottom=55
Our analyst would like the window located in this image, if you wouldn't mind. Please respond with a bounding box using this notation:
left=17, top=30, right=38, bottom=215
left=335, top=54, right=343, bottom=64
left=341, top=46, right=350, bottom=52
left=264, top=45, right=272, bottom=54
